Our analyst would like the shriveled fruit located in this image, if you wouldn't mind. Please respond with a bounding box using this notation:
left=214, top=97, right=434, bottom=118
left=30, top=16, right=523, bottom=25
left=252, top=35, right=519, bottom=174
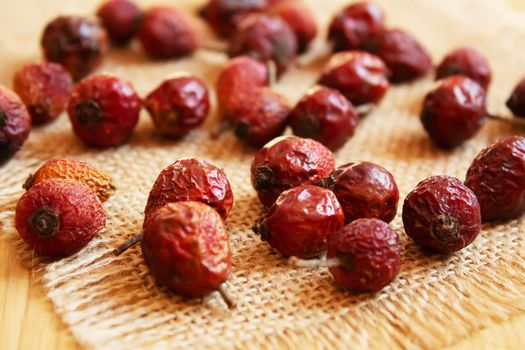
left=96, top=0, right=142, bottom=46
left=436, top=47, right=491, bottom=90
left=506, top=77, right=525, bottom=117
left=270, top=0, right=317, bottom=53
left=0, top=86, right=31, bottom=162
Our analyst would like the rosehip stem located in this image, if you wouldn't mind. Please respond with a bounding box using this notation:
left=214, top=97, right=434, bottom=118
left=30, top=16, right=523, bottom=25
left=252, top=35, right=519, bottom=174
left=289, top=256, right=341, bottom=268
left=355, top=103, right=376, bottom=117
left=113, top=233, right=143, bottom=256
left=297, top=42, right=334, bottom=67
left=200, top=40, right=228, bottom=53
left=267, top=60, right=277, bottom=86
left=218, top=284, right=236, bottom=309
left=487, top=113, right=525, bottom=127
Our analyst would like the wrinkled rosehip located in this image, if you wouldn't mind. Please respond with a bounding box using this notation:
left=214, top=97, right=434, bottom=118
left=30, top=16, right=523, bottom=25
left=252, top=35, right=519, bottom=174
left=328, top=1, right=385, bottom=52
left=402, top=176, right=481, bottom=253
left=137, top=6, right=199, bottom=59
left=13, top=62, right=73, bottom=124
left=251, top=135, right=335, bottom=207
left=0, top=86, right=31, bottom=162
left=145, top=75, right=209, bottom=139
left=15, top=179, right=106, bottom=257
left=145, top=158, right=234, bottom=221
left=506, top=78, right=525, bottom=117
left=465, top=136, right=525, bottom=222
left=228, top=14, right=298, bottom=76
left=436, top=47, right=491, bottom=90
left=67, top=74, right=141, bottom=148
left=421, top=76, right=487, bottom=148
left=318, top=50, right=389, bottom=106
left=142, top=201, right=231, bottom=298
left=253, top=185, right=344, bottom=258
left=270, top=0, right=317, bottom=53
left=96, top=0, right=142, bottom=46
left=41, top=16, right=109, bottom=81
left=366, top=28, right=432, bottom=83
left=318, top=161, right=398, bottom=223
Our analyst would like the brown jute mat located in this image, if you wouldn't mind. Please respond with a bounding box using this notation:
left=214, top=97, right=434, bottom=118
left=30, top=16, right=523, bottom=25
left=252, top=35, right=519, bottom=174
left=1, top=0, right=525, bottom=348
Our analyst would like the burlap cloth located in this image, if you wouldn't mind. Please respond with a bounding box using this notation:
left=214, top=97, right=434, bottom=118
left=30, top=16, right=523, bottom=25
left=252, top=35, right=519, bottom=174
left=1, top=0, right=525, bottom=348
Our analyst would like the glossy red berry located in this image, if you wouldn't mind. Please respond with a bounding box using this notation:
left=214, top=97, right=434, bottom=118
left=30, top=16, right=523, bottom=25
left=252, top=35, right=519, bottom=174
left=251, top=136, right=335, bottom=207
left=465, top=136, right=525, bottom=222
left=506, top=78, right=525, bottom=117
left=270, top=0, right=317, bottom=53
left=13, top=62, right=73, bottom=124
left=96, top=0, right=142, bottom=46
left=145, top=158, right=234, bottom=221
left=402, top=176, right=481, bottom=253
left=142, top=201, right=231, bottom=298
left=436, top=47, right=491, bottom=90
left=421, top=76, right=487, bottom=148
left=137, top=6, right=199, bottom=59
left=0, top=86, right=31, bottom=162
left=145, top=75, right=210, bottom=139
left=318, top=51, right=389, bottom=106
left=41, top=16, right=109, bottom=81
left=253, top=185, right=344, bottom=258
left=327, top=218, right=402, bottom=293
left=15, top=179, right=106, bottom=257
left=318, top=161, right=399, bottom=223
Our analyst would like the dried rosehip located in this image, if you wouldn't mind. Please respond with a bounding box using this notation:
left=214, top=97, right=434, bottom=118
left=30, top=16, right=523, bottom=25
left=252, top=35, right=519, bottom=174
left=270, top=0, right=317, bottom=53
left=506, top=78, right=525, bottom=117
left=41, top=16, right=109, bottom=81
left=13, top=62, right=73, bottom=124
left=228, top=14, right=298, bottom=76
left=328, top=1, right=385, bottom=52
left=67, top=74, right=141, bottom=148
left=23, top=157, right=114, bottom=202
left=137, top=6, right=199, bottom=59
left=465, top=136, right=525, bottom=221
left=366, top=28, right=432, bottom=83
left=318, top=161, right=399, bottom=223
left=402, top=176, right=481, bottom=253
left=96, top=0, right=142, bottom=46
left=253, top=185, right=344, bottom=258
left=0, top=86, right=31, bottom=162
left=251, top=136, right=335, bottom=207
left=145, top=75, right=210, bottom=139
left=436, top=47, right=491, bottom=90
left=145, top=158, right=234, bottom=221
left=15, top=179, right=106, bottom=257
left=421, top=76, right=487, bottom=148
left=318, top=51, right=389, bottom=106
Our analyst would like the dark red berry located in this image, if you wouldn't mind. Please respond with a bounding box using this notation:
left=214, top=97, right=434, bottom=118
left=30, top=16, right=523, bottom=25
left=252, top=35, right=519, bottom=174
left=402, top=175, right=481, bottom=253
left=251, top=135, right=335, bottom=207
left=145, top=75, right=210, bottom=139
left=96, top=0, right=142, bottom=46
left=327, top=218, right=402, bottom=293
left=421, top=76, right=487, bottom=148
left=465, top=136, right=525, bottom=222
left=366, top=28, right=432, bottom=83
left=13, top=62, right=73, bottom=124
left=319, top=161, right=399, bottom=223
left=318, top=51, right=389, bottom=106
left=145, top=158, right=234, bottom=221
left=41, top=16, right=109, bottom=81
left=506, top=78, right=525, bottom=117
left=270, top=0, right=317, bottom=53
left=328, top=1, right=385, bottom=52
left=15, top=179, right=106, bottom=257
left=0, top=86, right=31, bottom=162
left=253, top=185, right=344, bottom=258
left=67, top=74, right=141, bottom=148
left=142, top=201, right=231, bottom=298
left=137, top=6, right=199, bottom=59
left=436, top=47, right=491, bottom=90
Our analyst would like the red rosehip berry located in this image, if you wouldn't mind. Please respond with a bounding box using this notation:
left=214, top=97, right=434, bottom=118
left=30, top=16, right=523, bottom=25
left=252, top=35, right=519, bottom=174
left=506, top=77, right=525, bottom=118
left=270, top=0, right=317, bottom=53
left=318, top=161, right=399, bottom=223
left=402, top=175, right=481, bottom=253
left=67, top=74, right=142, bottom=148
left=318, top=51, right=389, bottom=106
left=251, top=135, right=335, bottom=207
left=253, top=184, right=344, bottom=258
left=96, top=0, right=142, bottom=46
left=15, top=179, right=106, bottom=257
left=465, top=136, right=525, bottom=222
left=13, top=62, right=73, bottom=124
left=137, top=6, right=199, bottom=59
left=0, top=86, right=31, bottom=162
left=144, top=75, right=210, bottom=139
left=328, top=1, right=385, bottom=52
left=436, top=47, right=491, bottom=90
left=421, top=76, right=487, bottom=148
left=41, top=16, right=109, bottom=81
left=145, top=158, right=234, bottom=221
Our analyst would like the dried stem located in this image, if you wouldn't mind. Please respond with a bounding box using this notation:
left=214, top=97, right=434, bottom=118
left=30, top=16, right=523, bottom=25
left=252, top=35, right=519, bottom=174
left=218, top=284, right=236, bottom=309
left=289, top=256, right=341, bottom=268
left=200, top=40, right=228, bottom=53
left=355, top=103, right=376, bottom=117
left=113, top=233, right=144, bottom=256
left=267, top=60, right=277, bottom=86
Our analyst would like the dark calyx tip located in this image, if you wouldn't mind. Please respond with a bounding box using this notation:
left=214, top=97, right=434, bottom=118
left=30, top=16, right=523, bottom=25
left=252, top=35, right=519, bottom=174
left=315, top=176, right=335, bottom=190
left=430, top=215, right=460, bottom=245
left=0, top=108, right=7, bottom=127
left=23, top=174, right=34, bottom=190
left=234, top=121, right=250, bottom=139
left=252, top=218, right=270, bottom=241
left=76, top=100, right=103, bottom=128
left=295, top=114, right=321, bottom=138
left=30, top=208, right=59, bottom=238
left=254, top=166, right=275, bottom=191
